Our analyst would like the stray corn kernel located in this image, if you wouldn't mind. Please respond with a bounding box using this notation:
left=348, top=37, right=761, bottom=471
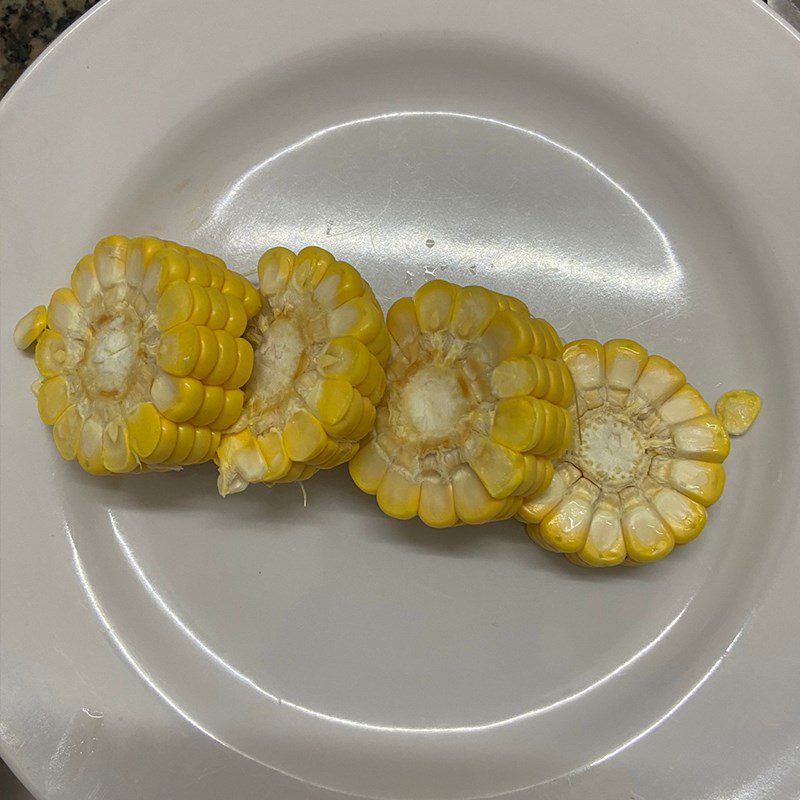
left=715, top=389, right=762, bottom=436
left=15, top=235, right=260, bottom=474
left=349, top=279, right=573, bottom=527
left=519, top=338, right=731, bottom=566
left=215, top=246, right=388, bottom=495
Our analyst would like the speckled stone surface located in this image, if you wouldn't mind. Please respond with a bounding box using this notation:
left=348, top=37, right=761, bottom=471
left=0, top=0, right=98, bottom=96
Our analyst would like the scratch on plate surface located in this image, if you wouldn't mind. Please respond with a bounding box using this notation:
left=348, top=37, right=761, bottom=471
left=45, top=707, right=103, bottom=795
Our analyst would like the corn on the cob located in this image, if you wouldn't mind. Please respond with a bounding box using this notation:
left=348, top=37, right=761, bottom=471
left=14, top=235, right=260, bottom=474
left=715, top=389, right=761, bottom=436
left=518, top=338, right=730, bottom=566
left=215, top=246, right=389, bottom=495
left=348, top=280, right=573, bottom=527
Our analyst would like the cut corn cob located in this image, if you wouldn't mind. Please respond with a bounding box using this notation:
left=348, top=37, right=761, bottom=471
left=14, top=235, right=260, bottom=474
left=715, top=389, right=761, bottom=436
left=348, top=280, right=573, bottom=527
left=215, top=246, right=389, bottom=495
left=518, top=339, right=731, bottom=566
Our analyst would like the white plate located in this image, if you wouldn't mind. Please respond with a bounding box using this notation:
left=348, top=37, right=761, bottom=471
left=2, top=1, right=799, bottom=798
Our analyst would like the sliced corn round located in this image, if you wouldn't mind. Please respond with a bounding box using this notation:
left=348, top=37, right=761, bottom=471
left=215, top=246, right=389, bottom=495
left=15, top=235, right=260, bottom=474
left=349, top=280, right=573, bottom=527
left=518, top=338, right=731, bottom=566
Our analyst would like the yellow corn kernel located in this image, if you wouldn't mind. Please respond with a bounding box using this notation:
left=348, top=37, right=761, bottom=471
left=449, top=285, right=498, bottom=339
left=209, top=390, right=244, bottom=431
left=47, top=287, right=84, bottom=338
left=185, top=427, right=214, bottom=464
left=127, top=403, right=163, bottom=459
left=258, top=247, right=294, bottom=294
left=221, top=271, right=246, bottom=301
left=142, top=418, right=179, bottom=464
left=187, top=283, right=212, bottom=326
left=37, top=376, right=70, bottom=425
left=165, top=424, right=197, bottom=465
left=562, top=339, right=605, bottom=411
left=223, top=296, right=248, bottom=338
left=156, top=281, right=194, bottom=331
left=190, top=325, right=220, bottom=380
left=469, top=438, right=525, bottom=499
left=223, top=339, right=254, bottom=390
left=630, top=355, right=685, bottom=410
left=205, top=330, right=238, bottom=386
left=649, top=485, right=707, bottom=545
left=376, top=468, right=421, bottom=520
left=320, top=337, right=372, bottom=385
left=230, top=431, right=271, bottom=482
left=70, top=256, right=101, bottom=305
left=206, top=287, right=230, bottom=330
left=349, top=440, right=389, bottom=493
left=157, top=323, right=201, bottom=376
left=715, top=389, right=762, bottom=436
left=528, top=317, right=562, bottom=359
left=186, top=253, right=211, bottom=287
left=77, top=418, right=108, bottom=475
left=14, top=305, right=48, bottom=350
left=329, top=295, right=384, bottom=349
left=414, top=280, right=458, bottom=332
left=189, top=385, right=225, bottom=428
left=577, top=494, right=626, bottom=567
left=603, top=338, right=648, bottom=405
left=53, top=405, right=82, bottom=460
left=347, top=397, right=377, bottom=442
left=650, top=456, right=726, bottom=506
left=620, top=488, right=674, bottom=563
left=283, top=409, right=329, bottom=462
left=102, top=420, right=138, bottom=473
left=151, top=373, right=205, bottom=423
left=659, top=384, right=711, bottom=425
left=539, top=479, right=599, bottom=553
left=517, top=463, right=581, bottom=524
left=452, top=467, right=508, bottom=524
left=479, top=309, right=534, bottom=363
left=672, top=414, right=730, bottom=463
left=255, top=430, right=292, bottom=481
left=34, top=329, right=67, bottom=378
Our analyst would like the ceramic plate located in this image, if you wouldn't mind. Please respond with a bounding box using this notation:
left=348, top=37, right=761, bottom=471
left=1, top=1, right=799, bottom=798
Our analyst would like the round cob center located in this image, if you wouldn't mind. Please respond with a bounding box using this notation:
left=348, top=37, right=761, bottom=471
left=394, top=363, right=472, bottom=444
left=571, top=407, right=647, bottom=490
left=83, top=311, right=144, bottom=398
left=249, top=314, right=307, bottom=409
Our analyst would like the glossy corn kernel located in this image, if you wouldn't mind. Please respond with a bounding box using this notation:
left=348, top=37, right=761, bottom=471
left=348, top=279, right=573, bottom=527
left=215, top=246, right=388, bottom=495
left=518, top=338, right=731, bottom=566
left=14, top=235, right=260, bottom=474
left=715, top=389, right=762, bottom=436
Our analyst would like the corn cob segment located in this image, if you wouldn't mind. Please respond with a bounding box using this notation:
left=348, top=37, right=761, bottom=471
left=518, top=339, right=731, bottom=566
left=15, top=235, right=260, bottom=474
left=215, top=246, right=388, bottom=495
left=348, top=280, right=573, bottom=527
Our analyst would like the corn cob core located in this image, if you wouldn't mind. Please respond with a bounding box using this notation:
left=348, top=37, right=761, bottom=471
left=215, top=246, right=389, bottom=495
left=16, top=235, right=260, bottom=474
left=518, top=339, right=731, bottom=567
left=349, top=280, right=574, bottom=527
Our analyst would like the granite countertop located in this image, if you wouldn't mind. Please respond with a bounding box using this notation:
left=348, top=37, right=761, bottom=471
left=0, top=0, right=97, bottom=95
